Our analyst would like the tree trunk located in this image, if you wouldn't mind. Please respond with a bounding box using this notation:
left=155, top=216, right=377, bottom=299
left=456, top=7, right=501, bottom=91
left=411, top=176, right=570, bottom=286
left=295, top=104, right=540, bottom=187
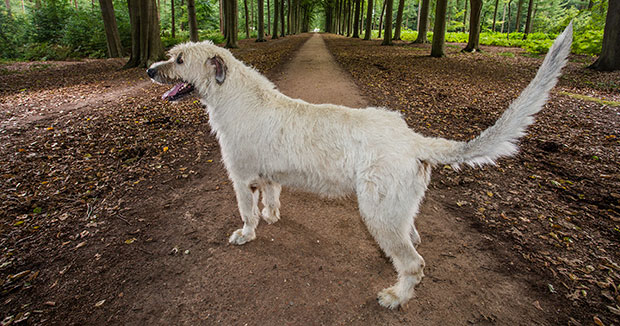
left=430, top=0, right=448, bottom=57
left=346, top=0, right=351, bottom=36
left=272, top=0, right=279, bottom=38
left=462, top=0, right=468, bottom=32
left=522, top=0, right=533, bottom=38
left=99, top=0, right=124, bottom=58
left=257, top=0, right=266, bottom=40
left=267, top=0, right=270, bottom=35
left=359, top=0, right=364, bottom=34
left=364, top=0, right=373, bottom=39
left=187, top=0, right=199, bottom=41
left=462, top=0, right=482, bottom=52
left=500, top=0, right=507, bottom=33
left=514, top=0, right=523, bottom=32
left=589, top=0, right=620, bottom=71
left=244, top=0, right=250, bottom=38
left=219, top=0, right=224, bottom=35
left=352, top=0, right=361, bottom=37
left=224, top=0, right=238, bottom=48
left=378, top=0, right=386, bottom=38
left=171, top=0, right=176, bottom=37
left=287, top=0, right=291, bottom=34
left=394, top=0, right=405, bottom=40
left=491, top=0, right=499, bottom=32
left=382, top=0, right=393, bottom=44
left=506, top=0, right=512, bottom=35
left=414, top=0, right=429, bottom=43
left=125, top=0, right=164, bottom=68
left=280, top=0, right=285, bottom=36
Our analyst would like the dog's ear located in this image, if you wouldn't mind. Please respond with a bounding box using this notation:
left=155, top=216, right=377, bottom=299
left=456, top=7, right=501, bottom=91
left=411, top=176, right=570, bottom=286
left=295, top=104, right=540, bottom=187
left=209, top=55, right=226, bottom=85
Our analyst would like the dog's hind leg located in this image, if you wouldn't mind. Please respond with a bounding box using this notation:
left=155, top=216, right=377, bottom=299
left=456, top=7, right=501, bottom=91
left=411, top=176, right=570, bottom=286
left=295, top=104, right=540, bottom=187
left=229, top=180, right=261, bottom=245
left=357, top=178, right=426, bottom=309
left=260, top=180, right=281, bottom=224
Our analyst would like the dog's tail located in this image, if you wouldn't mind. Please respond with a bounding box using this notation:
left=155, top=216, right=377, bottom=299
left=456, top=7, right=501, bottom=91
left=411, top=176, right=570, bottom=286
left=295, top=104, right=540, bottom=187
left=419, top=22, right=573, bottom=169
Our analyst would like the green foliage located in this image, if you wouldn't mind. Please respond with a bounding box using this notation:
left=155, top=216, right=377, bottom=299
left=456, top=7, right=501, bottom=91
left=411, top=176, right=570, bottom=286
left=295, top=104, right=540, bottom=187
left=62, top=8, right=108, bottom=58
left=22, top=43, right=73, bottom=61
left=29, top=0, right=71, bottom=44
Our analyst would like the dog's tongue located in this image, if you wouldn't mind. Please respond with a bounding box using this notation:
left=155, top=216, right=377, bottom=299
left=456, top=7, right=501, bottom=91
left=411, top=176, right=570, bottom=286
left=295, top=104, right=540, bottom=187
left=162, top=82, right=184, bottom=100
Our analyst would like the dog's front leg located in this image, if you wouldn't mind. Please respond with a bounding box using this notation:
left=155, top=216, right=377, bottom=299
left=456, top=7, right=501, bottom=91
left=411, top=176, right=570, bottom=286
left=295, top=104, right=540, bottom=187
left=229, top=180, right=261, bottom=245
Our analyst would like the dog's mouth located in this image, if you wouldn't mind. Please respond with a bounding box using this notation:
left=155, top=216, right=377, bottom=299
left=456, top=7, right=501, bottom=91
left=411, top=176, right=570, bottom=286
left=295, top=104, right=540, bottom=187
left=162, top=82, right=195, bottom=101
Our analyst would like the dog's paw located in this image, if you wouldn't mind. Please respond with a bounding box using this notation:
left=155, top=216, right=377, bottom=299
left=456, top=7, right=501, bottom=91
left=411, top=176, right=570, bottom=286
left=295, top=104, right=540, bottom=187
left=261, top=207, right=280, bottom=224
left=229, top=229, right=256, bottom=245
left=377, top=287, right=403, bottom=310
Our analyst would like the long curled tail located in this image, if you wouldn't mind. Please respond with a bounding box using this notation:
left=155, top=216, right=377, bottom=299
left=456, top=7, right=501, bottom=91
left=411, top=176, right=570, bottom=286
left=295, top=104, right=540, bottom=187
left=420, top=22, right=573, bottom=168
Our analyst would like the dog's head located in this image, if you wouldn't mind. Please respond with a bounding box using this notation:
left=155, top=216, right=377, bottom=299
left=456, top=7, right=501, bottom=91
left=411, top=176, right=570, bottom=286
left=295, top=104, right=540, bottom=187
left=147, top=41, right=228, bottom=101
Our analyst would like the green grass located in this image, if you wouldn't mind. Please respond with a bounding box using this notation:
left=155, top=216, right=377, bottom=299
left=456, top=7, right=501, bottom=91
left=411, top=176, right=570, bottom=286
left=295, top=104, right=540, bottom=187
left=559, top=91, right=620, bottom=107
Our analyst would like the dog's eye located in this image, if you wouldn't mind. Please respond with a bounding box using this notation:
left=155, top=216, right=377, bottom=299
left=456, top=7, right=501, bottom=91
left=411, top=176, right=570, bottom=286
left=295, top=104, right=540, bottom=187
left=176, top=55, right=183, bottom=64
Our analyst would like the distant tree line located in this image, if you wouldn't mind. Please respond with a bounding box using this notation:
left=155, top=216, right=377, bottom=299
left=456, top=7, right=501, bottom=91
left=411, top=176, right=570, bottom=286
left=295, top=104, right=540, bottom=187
left=0, top=0, right=617, bottom=70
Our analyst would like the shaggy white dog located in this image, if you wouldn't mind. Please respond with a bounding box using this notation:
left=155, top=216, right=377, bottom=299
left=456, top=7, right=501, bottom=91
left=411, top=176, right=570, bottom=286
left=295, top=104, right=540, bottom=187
left=147, top=24, right=573, bottom=309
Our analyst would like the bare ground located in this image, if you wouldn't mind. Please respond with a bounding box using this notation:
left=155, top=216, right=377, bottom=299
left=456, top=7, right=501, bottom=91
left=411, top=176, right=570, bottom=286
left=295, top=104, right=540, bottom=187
left=0, top=33, right=618, bottom=325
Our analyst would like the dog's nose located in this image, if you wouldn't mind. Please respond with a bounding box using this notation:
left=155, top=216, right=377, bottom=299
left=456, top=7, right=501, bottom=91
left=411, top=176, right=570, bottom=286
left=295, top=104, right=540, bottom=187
left=146, top=68, right=156, bottom=78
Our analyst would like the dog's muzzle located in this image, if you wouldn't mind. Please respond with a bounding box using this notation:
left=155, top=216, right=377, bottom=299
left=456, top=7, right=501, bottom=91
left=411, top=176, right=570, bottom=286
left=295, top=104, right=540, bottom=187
left=146, top=68, right=157, bottom=79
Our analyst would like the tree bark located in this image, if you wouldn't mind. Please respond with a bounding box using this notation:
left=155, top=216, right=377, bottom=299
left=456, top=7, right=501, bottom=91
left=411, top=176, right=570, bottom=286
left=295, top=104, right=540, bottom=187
left=393, top=0, right=405, bottom=40
left=491, top=0, right=499, bottom=32
left=280, top=0, right=285, bottom=36
left=414, top=0, right=429, bottom=43
left=364, top=0, right=373, bottom=39
left=267, top=0, right=270, bottom=35
left=224, top=0, right=238, bottom=48
left=382, top=0, right=393, bottom=44
left=257, top=0, right=266, bottom=40
left=125, top=0, right=164, bottom=68
left=463, top=0, right=468, bottom=32
left=187, top=0, right=199, bottom=41
left=522, top=0, right=533, bottom=38
left=506, top=0, right=512, bottom=35
left=378, top=0, right=386, bottom=38
left=99, top=0, right=124, bottom=58
left=514, top=0, right=523, bottom=32
left=431, top=0, right=448, bottom=57
left=171, top=0, right=176, bottom=37
left=589, top=0, right=620, bottom=71
left=272, top=0, right=279, bottom=38
left=287, top=0, right=291, bottom=34
left=462, top=0, right=482, bottom=52
left=219, top=0, right=224, bottom=35
left=244, top=0, right=250, bottom=38
left=352, top=0, right=361, bottom=37
left=359, top=0, right=364, bottom=34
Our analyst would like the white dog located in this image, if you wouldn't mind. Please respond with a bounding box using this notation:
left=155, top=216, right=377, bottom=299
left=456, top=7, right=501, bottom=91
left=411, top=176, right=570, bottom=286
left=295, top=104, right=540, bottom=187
left=147, top=24, right=572, bottom=309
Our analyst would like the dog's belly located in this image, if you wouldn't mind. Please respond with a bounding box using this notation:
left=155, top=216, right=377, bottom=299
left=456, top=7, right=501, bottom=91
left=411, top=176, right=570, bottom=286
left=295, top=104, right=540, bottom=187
left=266, top=170, right=355, bottom=198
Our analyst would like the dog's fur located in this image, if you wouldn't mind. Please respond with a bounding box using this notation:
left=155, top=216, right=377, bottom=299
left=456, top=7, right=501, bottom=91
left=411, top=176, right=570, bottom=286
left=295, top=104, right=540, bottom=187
left=148, top=24, right=573, bottom=309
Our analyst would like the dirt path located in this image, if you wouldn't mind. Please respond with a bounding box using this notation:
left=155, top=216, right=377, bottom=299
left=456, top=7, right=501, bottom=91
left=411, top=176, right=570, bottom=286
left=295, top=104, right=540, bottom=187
left=108, top=34, right=558, bottom=325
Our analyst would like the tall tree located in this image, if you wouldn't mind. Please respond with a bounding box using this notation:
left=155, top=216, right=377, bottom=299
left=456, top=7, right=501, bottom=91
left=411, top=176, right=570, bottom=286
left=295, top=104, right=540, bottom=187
left=171, top=0, right=176, bottom=37
left=589, top=0, right=620, bottom=71
left=382, top=0, right=393, bottom=44
left=125, top=0, right=164, bottom=68
left=99, top=0, right=123, bottom=58
left=430, top=0, right=448, bottom=57
left=522, top=0, right=533, bottom=38
left=491, top=0, right=498, bottom=32
left=393, top=0, right=405, bottom=40
left=244, top=0, right=250, bottom=38
left=219, top=0, right=224, bottom=35
left=272, top=0, right=279, bottom=38
left=257, top=0, right=266, bottom=41
left=363, top=0, right=373, bottom=39
left=352, top=0, right=361, bottom=38
left=378, top=0, right=386, bottom=38
left=514, top=0, right=523, bottom=32
left=462, top=0, right=468, bottom=32
left=462, top=0, right=482, bottom=52
left=187, top=0, right=199, bottom=41
left=359, top=0, right=364, bottom=34
left=414, top=0, right=430, bottom=43
left=224, top=0, right=238, bottom=48
left=280, top=0, right=285, bottom=36
left=267, top=0, right=271, bottom=35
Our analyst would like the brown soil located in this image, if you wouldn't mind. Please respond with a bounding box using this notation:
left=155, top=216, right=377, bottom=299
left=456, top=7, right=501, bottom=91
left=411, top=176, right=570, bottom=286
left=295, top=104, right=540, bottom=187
left=0, top=33, right=618, bottom=325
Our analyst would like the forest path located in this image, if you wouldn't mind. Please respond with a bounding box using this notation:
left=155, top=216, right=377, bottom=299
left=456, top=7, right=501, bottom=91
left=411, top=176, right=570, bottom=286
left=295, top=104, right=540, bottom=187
left=123, top=34, right=554, bottom=325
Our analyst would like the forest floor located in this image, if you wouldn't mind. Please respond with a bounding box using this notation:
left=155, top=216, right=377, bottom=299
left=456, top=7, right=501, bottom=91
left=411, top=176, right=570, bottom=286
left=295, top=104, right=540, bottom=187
left=0, top=33, right=618, bottom=325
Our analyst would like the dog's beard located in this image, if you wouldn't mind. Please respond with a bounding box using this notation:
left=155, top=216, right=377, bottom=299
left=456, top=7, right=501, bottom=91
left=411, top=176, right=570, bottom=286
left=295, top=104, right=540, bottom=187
left=162, top=82, right=195, bottom=101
